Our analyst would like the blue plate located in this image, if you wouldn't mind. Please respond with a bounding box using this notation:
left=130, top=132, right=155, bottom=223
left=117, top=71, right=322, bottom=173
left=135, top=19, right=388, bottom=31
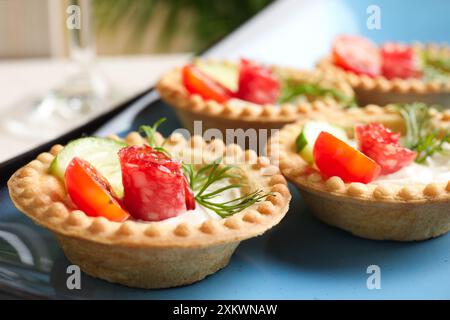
left=1, top=0, right=449, bottom=299
left=2, top=99, right=450, bottom=299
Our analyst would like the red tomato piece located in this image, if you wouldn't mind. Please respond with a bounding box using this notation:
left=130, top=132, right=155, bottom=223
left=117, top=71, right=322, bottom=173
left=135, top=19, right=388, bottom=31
left=380, top=43, right=422, bottom=79
left=313, top=132, right=381, bottom=183
left=184, top=176, right=196, bottom=211
left=119, top=145, right=194, bottom=221
left=65, top=157, right=129, bottom=222
left=182, top=64, right=233, bottom=103
left=355, top=123, right=416, bottom=175
left=236, top=58, right=280, bottom=104
left=332, top=35, right=381, bottom=77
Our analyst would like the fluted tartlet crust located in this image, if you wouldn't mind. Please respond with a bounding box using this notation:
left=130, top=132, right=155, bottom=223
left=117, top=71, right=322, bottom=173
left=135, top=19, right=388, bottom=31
left=268, top=105, right=450, bottom=241
left=8, top=132, right=291, bottom=248
left=317, top=44, right=450, bottom=106
left=156, top=58, right=354, bottom=133
left=8, top=131, right=291, bottom=288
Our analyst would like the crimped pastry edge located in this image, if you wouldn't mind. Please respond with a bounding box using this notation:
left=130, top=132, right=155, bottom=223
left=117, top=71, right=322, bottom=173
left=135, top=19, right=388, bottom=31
left=317, top=43, right=450, bottom=95
left=156, top=57, right=355, bottom=125
left=8, top=131, right=291, bottom=249
left=268, top=104, right=450, bottom=203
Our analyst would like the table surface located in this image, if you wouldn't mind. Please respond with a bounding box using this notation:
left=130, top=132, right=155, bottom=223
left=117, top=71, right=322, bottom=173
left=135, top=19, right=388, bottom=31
left=0, top=54, right=189, bottom=163
left=1, top=0, right=450, bottom=299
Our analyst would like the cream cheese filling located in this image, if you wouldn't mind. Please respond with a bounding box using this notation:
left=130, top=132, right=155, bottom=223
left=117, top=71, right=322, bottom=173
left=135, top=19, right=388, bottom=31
left=374, top=143, right=450, bottom=185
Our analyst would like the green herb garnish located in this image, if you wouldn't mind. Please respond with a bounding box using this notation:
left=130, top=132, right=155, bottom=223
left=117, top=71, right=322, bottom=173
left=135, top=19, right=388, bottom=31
left=397, top=103, right=450, bottom=163
left=139, top=117, right=167, bottom=149
left=426, top=57, right=450, bottom=73
left=278, top=81, right=357, bottom=108
left=139, top=120, right=270, bottom=218
left=189, top=159, right=270, bottom=218
left=421, top=50, right=450, bottom=81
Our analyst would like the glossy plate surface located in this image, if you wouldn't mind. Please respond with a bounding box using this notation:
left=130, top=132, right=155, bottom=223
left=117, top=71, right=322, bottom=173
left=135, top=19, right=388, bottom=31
left=2, top=99, right=450, bottom=299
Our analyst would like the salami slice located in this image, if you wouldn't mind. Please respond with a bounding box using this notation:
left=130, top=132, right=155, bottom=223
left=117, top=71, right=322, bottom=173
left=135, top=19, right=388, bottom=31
left=332, top=35, right=381, bottom=77
left=118, top=145, right=192, bottom=221
left=355, top=123, right=416, bottom=175
left=381, top=43, right=422, bottom=79
left=236, top=59, right=280, bottom=104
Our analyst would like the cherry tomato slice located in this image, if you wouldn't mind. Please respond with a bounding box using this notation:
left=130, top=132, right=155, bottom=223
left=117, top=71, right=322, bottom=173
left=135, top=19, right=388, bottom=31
left=65, top=157, right=129, bottom=222
left=182, top=64, right=233, bottom=103
left=380, top=43, right=421, bottom=79
left=236, top=59, right=280, bottom=104
left=332, top=35, right=381, bottom=77
left=313, top=132, right=381, bottom=183
left=355, top=123, right=417, bottom=175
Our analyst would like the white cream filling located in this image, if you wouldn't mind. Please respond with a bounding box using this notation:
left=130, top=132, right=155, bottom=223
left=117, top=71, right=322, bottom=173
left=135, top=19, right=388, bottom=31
left=227, top=98, right=261, bottom=108
left=374, top=143, right=450, bottom=185
left=228, top=97, right=306, bottom=107
left=157, top=204, right=220, bottom=227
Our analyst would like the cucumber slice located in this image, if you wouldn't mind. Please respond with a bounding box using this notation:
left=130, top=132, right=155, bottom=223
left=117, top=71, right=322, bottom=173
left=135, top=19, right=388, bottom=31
left=195, top=60, right=238, bottom=91
left=296, top=120, right=348, bottom=164
left=49, top=137, right=127, bottom=197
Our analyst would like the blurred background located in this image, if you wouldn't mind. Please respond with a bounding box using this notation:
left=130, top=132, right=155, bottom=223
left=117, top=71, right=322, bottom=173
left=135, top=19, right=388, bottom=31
left=0, top=0, right=272, bottom=58
left=0, top=0, right=273, bottom=163
left=0, top=0, right=448, bottom=165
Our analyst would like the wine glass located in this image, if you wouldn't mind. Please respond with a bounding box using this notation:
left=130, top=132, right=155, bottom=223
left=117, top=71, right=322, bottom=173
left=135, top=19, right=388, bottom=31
left=2, top=0, right=114, bottom=140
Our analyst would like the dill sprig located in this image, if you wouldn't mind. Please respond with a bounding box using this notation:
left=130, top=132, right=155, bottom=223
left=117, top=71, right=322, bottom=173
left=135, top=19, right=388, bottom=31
left=139, top=118, right=167, bottom=149
left=421, top=50, right=450, bottom=81
left=426, top=57, right=450, bottom=73
left=139, top=120, right=270, bottom=217
left=191, top=159, right=270, bottom=218
left=397, top=103, right=450, bottom=163
left=278, top=81, right=357, bottom=108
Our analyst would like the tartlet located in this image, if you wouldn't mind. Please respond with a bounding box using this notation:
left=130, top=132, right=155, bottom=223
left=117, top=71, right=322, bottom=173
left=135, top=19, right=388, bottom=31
left=157, top=58, right=354, bottom=136
left=268, top=105, right=450, bottom=241
left=318, top=36, right=450, bottom=106
left=8, top=131, right=291, bottom=289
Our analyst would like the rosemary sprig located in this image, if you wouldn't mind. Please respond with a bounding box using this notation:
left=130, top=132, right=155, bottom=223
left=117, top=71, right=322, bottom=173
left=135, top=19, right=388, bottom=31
left=139, top=119, right=270, bottom=217
left=397, top=103, right=450, bottom=163
left=278, top=81, right=357, bottom=108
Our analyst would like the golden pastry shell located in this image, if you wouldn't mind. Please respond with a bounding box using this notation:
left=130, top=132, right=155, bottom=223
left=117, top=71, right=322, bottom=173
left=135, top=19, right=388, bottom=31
left=8, top=132, right=291, bottom=249
left=268, top=104, right=450, bottom=241
left=317, top=43, right=450, bottom=106
left=156, top=58, right=354, bottom=133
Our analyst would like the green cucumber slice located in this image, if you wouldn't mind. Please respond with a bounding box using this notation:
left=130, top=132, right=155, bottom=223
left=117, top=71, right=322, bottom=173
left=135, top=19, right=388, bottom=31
left=195, top=60, right=238, bottom=91
left=49, top=137, right=127, bottom=197
left=296, top=120, right=348, bottom=164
